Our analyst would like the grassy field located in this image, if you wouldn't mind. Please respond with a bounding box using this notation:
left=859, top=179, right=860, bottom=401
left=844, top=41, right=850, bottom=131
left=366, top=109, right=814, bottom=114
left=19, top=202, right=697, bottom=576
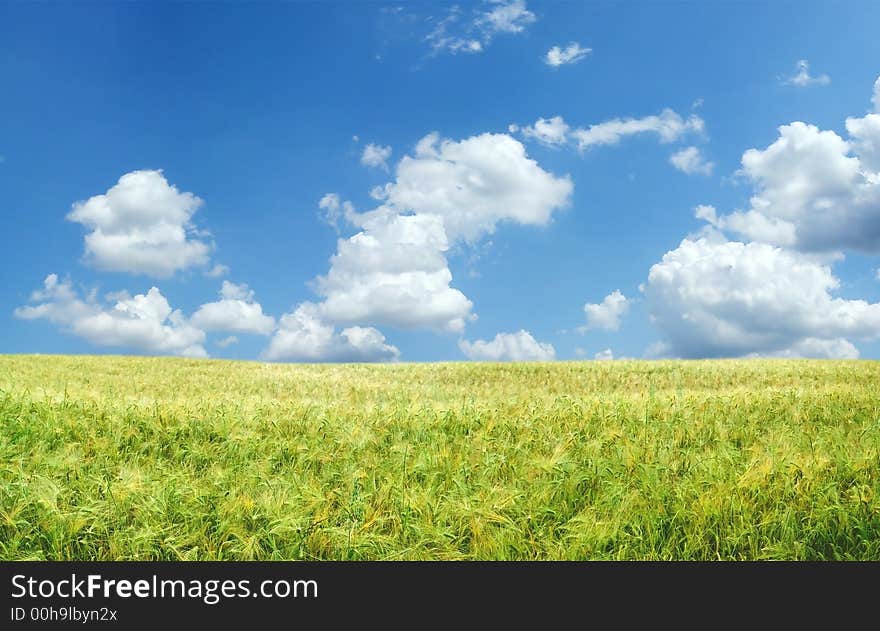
left=1, top=355, right=879, bottom=560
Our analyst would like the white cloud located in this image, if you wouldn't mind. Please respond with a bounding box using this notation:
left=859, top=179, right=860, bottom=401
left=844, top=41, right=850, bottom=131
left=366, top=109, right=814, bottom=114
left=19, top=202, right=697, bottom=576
left=669, top=146, right=715, bottom=175
left=262, top=303, right=399, bottom=362
left=544, top=42, right=591, bottom=67
left=512, top=110, right=705, bottom=154
left=315, top=211, right=473, bottom=332
left=66, top=170, right=212, bottom=277
left=385, top=131, right=573, bottom=243
left=284, top=130, right=570, bottom=351
left=191, top=281, right=276, bottom=336
left=705, top=85, right=880, bottom=253
left=873, top=76, right=880, bottom=111
left=426, top=1, right=535, bottom=56
left=644, top=236, right=880, bottom=358
left=216, top=335, right=239, bottom=348
left=204, top=263, right=229, bottom=278
left=15, top=274, right=97, bottom=324
left=846, top=112, right=880, bottom=173
left=594, top=348, right=614, bottom=360
left=459, top=330, right=555, bottom=361
left=747, top=338, right=859, bottom=359
left=318, top=193, right=357, bottom=231
left=570, top=109, right=705, bottom=150
left=425, top=7, right=483, bottom=55
left=15, top=274, right=207, bottom=357
left=695, top=204, right=796, bottom=247
left=478, top=0, right=536, bottom=34
left=582, top=290, right=629, bottom=331
left=518, top=116, right=570, bottom=146
left=783, top=59, right=830, bottom=87
left=361, top=143, right=393, bottom=171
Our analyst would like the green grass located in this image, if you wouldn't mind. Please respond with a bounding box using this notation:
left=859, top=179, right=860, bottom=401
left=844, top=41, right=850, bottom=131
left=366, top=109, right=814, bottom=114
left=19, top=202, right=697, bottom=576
left=1, top=354, right=879, bottom=560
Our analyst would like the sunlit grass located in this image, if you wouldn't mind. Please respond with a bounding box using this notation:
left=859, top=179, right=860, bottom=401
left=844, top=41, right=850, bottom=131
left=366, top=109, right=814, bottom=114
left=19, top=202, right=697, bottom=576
left=1, top=354, right=878, bottom=559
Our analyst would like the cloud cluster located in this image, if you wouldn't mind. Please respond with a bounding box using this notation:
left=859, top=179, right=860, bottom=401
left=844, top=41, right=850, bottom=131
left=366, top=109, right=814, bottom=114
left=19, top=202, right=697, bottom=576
left=67, top=170, right=213, bottom=277
left=266, top=130, right=571, bottom=358
left=316, top=133, right=570, bottom=328
left=643, top=75, right=880, bottom=359
left=544, top=43, right=591, bottom=67
left=15, top=274, right=207, bottom=357
left=459, top=330, right=555, bottom=361
left=698, top=107, right=880, bottom=254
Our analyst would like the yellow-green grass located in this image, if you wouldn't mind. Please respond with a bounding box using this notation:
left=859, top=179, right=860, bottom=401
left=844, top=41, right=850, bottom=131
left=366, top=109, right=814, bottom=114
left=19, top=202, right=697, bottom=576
left=1, top=354, right=879, bottom=560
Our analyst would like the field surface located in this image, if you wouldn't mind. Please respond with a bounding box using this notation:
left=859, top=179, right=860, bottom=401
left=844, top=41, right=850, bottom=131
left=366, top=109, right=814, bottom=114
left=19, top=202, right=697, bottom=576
left=1, top=355, right=879, bottom=560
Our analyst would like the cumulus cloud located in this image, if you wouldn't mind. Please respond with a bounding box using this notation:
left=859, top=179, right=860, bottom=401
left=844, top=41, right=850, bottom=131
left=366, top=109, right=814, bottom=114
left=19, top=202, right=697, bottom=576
left=15, top=274, right=207, bottom=357
left=582, top=290, right=629, bottom=331
left=266, top=129, right=570, bottom=360
left=191, top=281, right=276, bottom=336
left=311, top=131, right=570, bottom=333
left=669, top=146, right=715, bottom=175
left=644, top=236, right=880, bottom=358
left=384, top=132, right=573, bottom=243
left=846, top=111, right=880, bottom=173
left=459, top=330, right=555, bottom=361
left=314, top=211, right=473, bottom=332
left=262, top=303, right=399, bottom=362
left=594, top=348, right=614, bottom=360
left=643, top=76, right=880, bottom=359
left=783, top=59, right=830, bottom=87
left=704, top=78, right=880, bottom=253
left=695, top=204, right=796, bottom=247
left=512, top=110, right=705, bottom=154
left=361, top=143, right=392, bottom=171
left=544, top=42, right=591, bottom=67
left=66, top=170, right=213, bottom=277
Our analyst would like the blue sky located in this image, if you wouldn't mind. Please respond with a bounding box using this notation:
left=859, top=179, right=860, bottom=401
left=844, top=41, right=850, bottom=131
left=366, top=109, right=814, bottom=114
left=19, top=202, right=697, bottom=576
left=3, top=1, right=880, bottom=362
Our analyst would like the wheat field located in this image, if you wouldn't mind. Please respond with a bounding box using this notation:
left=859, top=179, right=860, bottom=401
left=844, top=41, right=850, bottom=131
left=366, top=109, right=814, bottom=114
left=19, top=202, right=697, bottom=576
left=1, top=354, right=878, bottom=560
